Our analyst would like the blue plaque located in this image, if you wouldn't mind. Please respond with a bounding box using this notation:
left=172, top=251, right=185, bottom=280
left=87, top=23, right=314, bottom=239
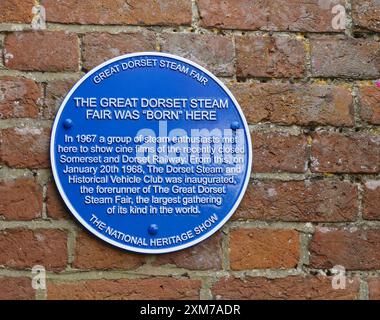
left=51, top=52, right=252, bottom=253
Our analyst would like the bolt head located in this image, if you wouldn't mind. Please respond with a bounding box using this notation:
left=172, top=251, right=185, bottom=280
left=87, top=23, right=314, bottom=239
left=63, top=119, right=73, bottom=129
left=148, top=224, right=159, bottom=236
left=231, top=121, right=240, bottom=130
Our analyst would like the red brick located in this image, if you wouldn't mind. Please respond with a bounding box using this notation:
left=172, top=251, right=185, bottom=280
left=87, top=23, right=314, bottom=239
left=4, top=31, right=79, bottom=72
left=199, top=0, right=346, bottom=32
left=47, top=277, right=201, bottom=300
left=368, top=278, right=380, bottom=300
left=0, top=229, right=68, bottom=271
left=352, top=0, right=380, bottom=32
left=41, top=0, right=192, bottom=26
left=0, top=0, right=34, bottom=23
left=310, top=37, right=380, bottom=79
left=252, top=132, right=308, bottom=173
left=309, top=228, right=380, bottom=270
left=311, top=132, right=380, bottom=173
left=0, top=277, right=35, bottom=300
left=0, top=127, right=50, bottom=169
left=160, top=33, right=235, bottom=76
left=0, top=77, right=41, bottom=119
left=154, top=233, right=222, bottom=270
left=228, top=82, right=354, bottom=126
left=73, top=231, right=145, bottom=270
left=43, top=80, right=76, bottom=120
left=0, top=178, right=42, bottom=221
left=46, top=181, right=68, bottom=220
left=230, top=228, right=299, bottom=270
left=236, top=179, right=357, bottom=222
left=236, top=35, right=306, bottom=79
left=212, top=276, right=359, bottom=300
left=82, top=32, right=156, bottom=71
left=363, top=180, right=380, bottom=220
left=359, top=86, right=380, bottom=125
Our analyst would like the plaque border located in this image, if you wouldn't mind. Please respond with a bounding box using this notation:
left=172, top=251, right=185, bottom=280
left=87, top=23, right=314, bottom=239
left=50, top=52, right=253, bottom=254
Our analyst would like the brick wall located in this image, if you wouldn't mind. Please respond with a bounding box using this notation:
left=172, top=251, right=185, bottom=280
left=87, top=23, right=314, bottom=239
left=0, top=0, right=379, bottom=300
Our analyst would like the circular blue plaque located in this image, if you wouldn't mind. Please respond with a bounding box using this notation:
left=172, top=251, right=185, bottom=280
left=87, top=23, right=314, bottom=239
left=51, top=52, right=252, bottom=254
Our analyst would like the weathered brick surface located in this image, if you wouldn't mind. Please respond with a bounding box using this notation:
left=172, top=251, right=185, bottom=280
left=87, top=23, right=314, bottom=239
left=309, top=228, right=380, bottom=270
left=359, top=86, right=380, bottom=125
left=236, top=35, right=306, bottom=79
left=0, top=77, right=41, bottom=119
left=0, top=229, right=67, bottom=271
left=0, top=277, right=35, bottom=300
left=0, top=178, right=42, bottom=220
left=252, top=132, right=308, bottom=173
left=82, top=32, right=156, bottom=71
left=43, top=80, right=77, bottom=120
left=46, top=181, right=69, bottom=219
left=362, top=180, right=380, bottom=220
left=160, top=33, right=235, bottom=77
left=198, top=0, right=346, bottom=32
left=74, top=231, right=146, bottom=270
left=212, top=276, right=360, bottom=300
left=230, top=228, right=299, bottom=270
left=0, top=127, right=50, bottom=169
left=368, top=278, right=380, bottom=300
left=47, top=278, right=201, bottom=300
left=40, top=0, right=192, bottom=26
left=236, top=179, right=357, bottom=222
left=4, top=31, right=79, bottom=72
left=154, top=233, right=222, bottom=270
left=310, top=37, right=380, bottom=78
left=311, top=132, right=380, bottom=173
left=352, top=0, right=380, bottom=32
left=228, top=82, right=354, bottom=126
left=0, top=0, right=34, bottom=23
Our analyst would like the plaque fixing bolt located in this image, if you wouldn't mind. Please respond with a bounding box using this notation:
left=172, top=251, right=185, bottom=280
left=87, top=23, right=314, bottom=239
left=148, top=224, right=159, bottom=236
left=63, top=118, right=73, bottom=129
left=231, top=121, right=240, bottom=130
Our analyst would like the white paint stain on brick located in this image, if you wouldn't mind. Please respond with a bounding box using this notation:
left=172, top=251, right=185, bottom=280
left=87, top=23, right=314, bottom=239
left=110, top=48, right=121, bottom=57
left=13, top=101, right=24, bottom=117
left=3, top=50, right=14, bottom=64
left=31, top=5, right=46, bottom=30
left=267, top=188, right=277, bottom=197
left=305, top=223, right=314, bottom=232
left=369, top=135, right=380, bottom=144
left=348, top=227, right=358, bottom=233
left=365, top=180, right=380, bottom=190
left=331, top=4, right=346, bottom=30
left=35, top=233, right=45, bottom=242
left=15, top=127, right=42, bottom=135
left=317, top=226, right=332, bottom=233
left=310, top=156, right=320, bottom=169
